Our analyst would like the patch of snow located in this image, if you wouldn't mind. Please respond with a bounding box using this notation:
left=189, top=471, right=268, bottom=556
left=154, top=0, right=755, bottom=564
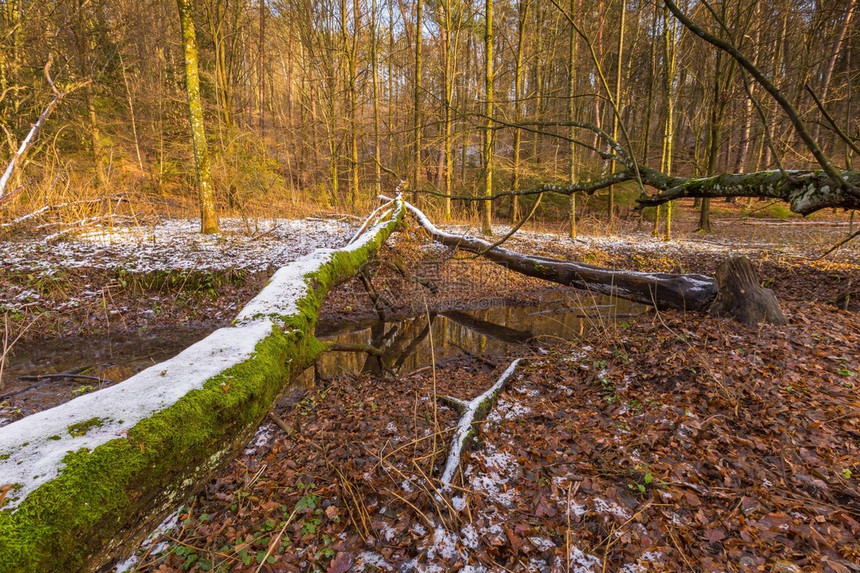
left=356, top=551, right=394, bottom=571
left=559, top=545, right=602, bottom=573
left=235, top=249, right=336, bottom=323
left=529, top=536, right=555, bottom=551
left=401, top=479, right=414, bottom=493
left=640, top=551, right=663, bottom=562
left=566, top=345, right=593, bottom=363
left=380, top=522, right=398, bottom=542
left=411, top=522, right=427, bottom=536
left=468, top=446, right=519, bottom=507
left=0, top=217, right=354, bottom=274
left=451, top=495, right=466, bottom=511
left=486, top=396, right=531, bottom=423
left=243, top=424, right=273, bottom=455
left=116, top=508, right=182, bottom=572
left=514, top=385, right=540, bottom=397
left=461, top=523, right=479, bottom=549
left=427, top=526, right=462, bottom=560
left=593, top=497, right=631, bottom=520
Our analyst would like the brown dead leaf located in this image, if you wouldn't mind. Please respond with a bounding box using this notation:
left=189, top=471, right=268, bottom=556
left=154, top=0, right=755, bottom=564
left=327, top=551, right=354, bottom=573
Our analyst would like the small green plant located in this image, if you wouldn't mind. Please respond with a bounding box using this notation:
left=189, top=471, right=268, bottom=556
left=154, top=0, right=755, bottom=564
left=300, top=516, right=321, bottom=536
left=842, top=468, right=853, bottom=479
left=173, top=545, right=198, bottom=570
left=628, top=472, right=654, bottom=495
left=838, top=368, right=856, bottom=377
left=71, top=385, right=94, bottom=397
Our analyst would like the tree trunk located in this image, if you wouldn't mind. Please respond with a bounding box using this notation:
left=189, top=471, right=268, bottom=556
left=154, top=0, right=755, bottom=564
left=567, top=0, right=578, bottom=239
left=402, top=200, right=788, bottom=325
left=608, top=0, right=625, bottom=230
left=482, top=0, right=494, bottom=235
left=511, top=0, right=529, bottom=223
left=178, top=0, right=219, bottom=234
left=709, top=257, right=786, bottom=325
left=412, top=0, right=423, bottom=202
left=404, top=200, right=717, bottom=311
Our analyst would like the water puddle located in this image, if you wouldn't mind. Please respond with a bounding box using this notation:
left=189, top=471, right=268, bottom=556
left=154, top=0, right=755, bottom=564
left=315, top=293, right=645, bottom=377
left=0, top=328, right=211, bottom=425
left=0, top=294, right=645, bottom=426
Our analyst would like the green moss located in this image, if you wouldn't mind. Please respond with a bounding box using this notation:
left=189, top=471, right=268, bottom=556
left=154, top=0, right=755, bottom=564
left=0, top=203, right=403, bottom=572
left=0, top=455, right=8, bottom=461
left=47, top=436, right=61, bottom=442
left=744, top=202, right=795, bottom=220
left=67, top=418, right=104, bottom=438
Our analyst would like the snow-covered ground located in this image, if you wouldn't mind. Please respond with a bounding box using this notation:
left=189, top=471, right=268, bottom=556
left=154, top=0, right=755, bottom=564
left=0, top=217, right=354, bottom=273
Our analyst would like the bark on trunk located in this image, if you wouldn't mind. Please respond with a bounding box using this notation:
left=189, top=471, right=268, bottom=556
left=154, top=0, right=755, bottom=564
left=178, top=0, right=219, bottom=234
left=403, top=200, right=717, bottom=312
left=400, top=200, right=787, bottom=325
left=709, top=257, right=786, bottom=325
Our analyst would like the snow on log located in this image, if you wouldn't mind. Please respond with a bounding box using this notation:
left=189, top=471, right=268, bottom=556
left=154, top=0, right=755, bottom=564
left=400, top=199, right=718, bottom=312
left=439, top=359, right=522, bottom=488
left=0, top=199, right=404, bottom=571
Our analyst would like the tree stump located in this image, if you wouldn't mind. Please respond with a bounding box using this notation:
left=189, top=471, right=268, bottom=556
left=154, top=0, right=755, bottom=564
left=709, top=256, right=786, bottom=325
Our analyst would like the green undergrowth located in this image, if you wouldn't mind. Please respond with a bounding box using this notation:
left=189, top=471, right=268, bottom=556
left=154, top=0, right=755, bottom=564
left=115, top=268, right=251, bottom=297
left=0, top=205, right=403, bottom=571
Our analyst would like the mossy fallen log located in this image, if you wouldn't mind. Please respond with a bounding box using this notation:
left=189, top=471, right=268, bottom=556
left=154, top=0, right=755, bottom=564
left=399, top=199, right=788, bottom=324
left=0, top=199, right=404, bottom=572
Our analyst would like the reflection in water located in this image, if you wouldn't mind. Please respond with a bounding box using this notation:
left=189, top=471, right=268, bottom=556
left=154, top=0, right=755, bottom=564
left=1, top=294, right=645, bottom=423
left=315, top=295, right=645, bottom=378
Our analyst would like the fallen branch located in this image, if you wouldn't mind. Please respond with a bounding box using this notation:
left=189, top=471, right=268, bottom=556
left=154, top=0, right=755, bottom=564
left=0, top=61, right=82, bottom=201
left=1, top=196, right=125, bottom=229
left=17, top=373, right=115, bottom=385
left=439, top=358, right=522, bottom=488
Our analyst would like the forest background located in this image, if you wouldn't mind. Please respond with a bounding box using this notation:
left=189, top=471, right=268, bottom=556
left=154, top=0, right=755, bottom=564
left=0, top=0, right=857, bottom=234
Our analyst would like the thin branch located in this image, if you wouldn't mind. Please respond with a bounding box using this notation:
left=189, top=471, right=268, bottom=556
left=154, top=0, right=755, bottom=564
left=805, top=83, right=860, bottom=158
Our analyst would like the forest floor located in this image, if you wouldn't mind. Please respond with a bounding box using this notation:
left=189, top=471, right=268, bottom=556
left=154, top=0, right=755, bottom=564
left=2, top=203, right=860, bottom=571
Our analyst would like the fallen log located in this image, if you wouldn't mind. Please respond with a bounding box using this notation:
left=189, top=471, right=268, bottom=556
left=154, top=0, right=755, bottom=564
left=401, top=200, right=718, bottom=312
left=0, top=199, right=404, bottom=571
left=399, top=200, right=787, bottom=324
left=439, top=358, right=522, bottom=488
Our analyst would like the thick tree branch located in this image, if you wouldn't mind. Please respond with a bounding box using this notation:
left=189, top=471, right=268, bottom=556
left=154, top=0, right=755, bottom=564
left=663, top=0, right=856, bottom=196
left=637, top=169, right=860, bottom=215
